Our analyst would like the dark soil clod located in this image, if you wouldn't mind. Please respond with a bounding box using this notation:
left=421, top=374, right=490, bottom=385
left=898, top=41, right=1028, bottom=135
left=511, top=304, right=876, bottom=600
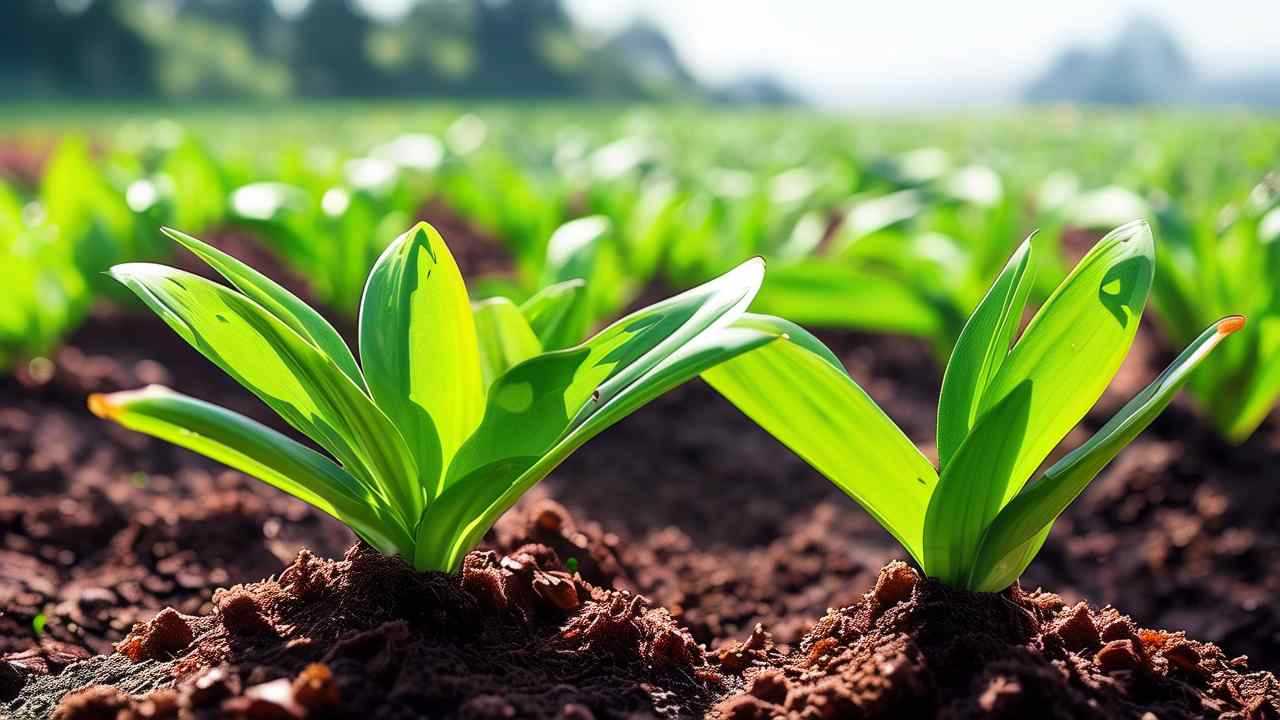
left=713, top=563, right=1280, bottom=719
left=11, top=544, right=722, bottom=719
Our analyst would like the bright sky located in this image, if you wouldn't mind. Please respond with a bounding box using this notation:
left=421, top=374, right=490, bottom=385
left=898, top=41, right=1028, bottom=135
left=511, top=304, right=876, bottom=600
left=563, top=0, right=1280, bottom=107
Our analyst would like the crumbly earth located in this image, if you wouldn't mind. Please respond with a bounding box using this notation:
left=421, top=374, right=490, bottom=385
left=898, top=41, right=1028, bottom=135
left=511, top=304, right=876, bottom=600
left=9, top=553, right=1278, bottom=719
left=0, top=304, right=358, bottom=661
left=9, top=543, right=722, bottom=719
left=713, top=562, right=1280, bottom=719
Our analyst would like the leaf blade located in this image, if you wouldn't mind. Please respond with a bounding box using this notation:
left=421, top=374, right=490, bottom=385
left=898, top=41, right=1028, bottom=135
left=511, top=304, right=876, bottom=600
left=936, top=239, right=1033, bottom=469
left=359, top=222, right=484, bottom=500
left=969, top=316, right=1244, bottom=592
left=703, top=314, right=938, bottom=565
left=109, top=262, right=420, bottom=524
left=162, top=227, right=365, bottom=389
left=88, top=385, right=412, bottom=555
left=981, top=220, right=1155, bottom=504
left=923, top=380, right=1032, bottom=584
left=472, top=297, right=543, bottom=388
left=520, top=278, right=588, bottom=351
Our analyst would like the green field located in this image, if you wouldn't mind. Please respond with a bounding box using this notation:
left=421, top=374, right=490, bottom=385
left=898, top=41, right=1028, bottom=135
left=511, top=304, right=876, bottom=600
left=4, top=103, right=1280, bottom=439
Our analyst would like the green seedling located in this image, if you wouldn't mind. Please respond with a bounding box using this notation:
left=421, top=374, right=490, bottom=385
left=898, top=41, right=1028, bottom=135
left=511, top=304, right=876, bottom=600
left=0, top=179, right=90, bottom=370
left=703, top=221, right=1242, bottom=591
left=1150, top=187, right=1280, bottom=442
left=91, top=223, right=776, bottom=572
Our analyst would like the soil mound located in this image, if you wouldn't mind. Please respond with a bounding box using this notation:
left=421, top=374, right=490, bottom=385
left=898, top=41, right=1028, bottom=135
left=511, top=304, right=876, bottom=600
left=714, top=562, right=1280, bottom=719
left=8, top=543, right=721, bottom=719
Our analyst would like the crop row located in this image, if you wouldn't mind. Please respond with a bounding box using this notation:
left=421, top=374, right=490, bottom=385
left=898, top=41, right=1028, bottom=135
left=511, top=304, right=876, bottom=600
left=3, top=109, right=1279, bottom=442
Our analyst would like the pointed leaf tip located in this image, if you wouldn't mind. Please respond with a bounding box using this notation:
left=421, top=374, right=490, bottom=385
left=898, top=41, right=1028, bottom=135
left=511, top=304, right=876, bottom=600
left=1116, top=218, right=1152, bottom=243
left=87, top=393, right=115, bottom=420
left=1217, top=315, right=1246, bottom=335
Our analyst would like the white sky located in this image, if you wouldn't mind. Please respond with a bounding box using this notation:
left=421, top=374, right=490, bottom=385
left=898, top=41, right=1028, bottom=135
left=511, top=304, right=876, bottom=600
left=563, top=0, right=1280, bottom=107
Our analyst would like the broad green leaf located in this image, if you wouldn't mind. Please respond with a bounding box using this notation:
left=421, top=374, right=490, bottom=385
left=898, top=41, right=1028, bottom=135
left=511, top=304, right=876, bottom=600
left=520, top=278, right=588, bottom=351
left=750, top=260, right=946, bottom=337
left=979, top=220, right=1154, bottom=504
left=446, top=257, right=765, bottom=491
left=108, top=263, right=419, bottom=524
left=703, top=314, right=938, bottom=565
left=88, top=385, right=412, bottom=555
left=163, top=227, right=364, bottom=389
left=414, top=259, right=767, bottom=571
left=359, top=222, right=484, bottom=500
left=937, top=239, right=1034, bottom=469
left=472, top=297, right=542, bottom=388
left=923, top=381, right=1032, bottom=585
left=969, top=317, right=1244, bottom=592
left=563, top=257, right=766, bottom=435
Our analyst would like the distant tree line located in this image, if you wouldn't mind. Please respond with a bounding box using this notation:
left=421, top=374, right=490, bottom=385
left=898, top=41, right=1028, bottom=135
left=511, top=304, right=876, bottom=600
left=1025, top=15, right=1280, bottom=108
left=0, top=0, right=773, bottom=102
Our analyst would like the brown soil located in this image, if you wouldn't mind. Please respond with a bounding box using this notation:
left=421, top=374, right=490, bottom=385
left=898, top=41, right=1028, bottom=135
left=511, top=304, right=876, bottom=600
left=8, top=542, right=721, bottom=719
left=713, top=562, right=1280, bottom=719
left=543, top=331, right=940, bottom=653
left=0, top=305, right=356, bottom=661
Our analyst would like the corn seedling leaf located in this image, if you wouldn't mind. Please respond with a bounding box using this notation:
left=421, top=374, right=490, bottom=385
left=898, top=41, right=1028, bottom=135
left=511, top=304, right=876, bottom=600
left=108, top=262, right=420, bottom=526
left=969, top=316, right=1245, bottom=591
left=88, top=385, right=412, bottom=555
left=923, top=380, right=1032, bottom=585
left=978, top=220, right=1154, bottom=504
left=520, top=278, right=588, bottom=351
left=936, top=239, right=1033, bottom=469
left=702, top=313, right=938, bottom=565
left=472, top=296, right=543, bottom=388
left=162, top=227, right=365, bottom=389
left=359, top=222, right=484, bottom=502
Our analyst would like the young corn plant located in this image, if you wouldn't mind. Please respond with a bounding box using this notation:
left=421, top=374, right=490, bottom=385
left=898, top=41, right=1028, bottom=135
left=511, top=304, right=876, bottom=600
left=89, top=223, right=777, bottom=572
left=0, top=180, right=89, bottom=370
left=702, top=221, right=1243, bottom=591
left=1150, top=186, right=1280, bottom=442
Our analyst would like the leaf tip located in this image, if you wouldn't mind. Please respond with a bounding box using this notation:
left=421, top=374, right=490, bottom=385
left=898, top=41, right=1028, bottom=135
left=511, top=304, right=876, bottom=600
left=160, top=225, right=200, bottom=250
left=1217, top=315, right=1246, bottom=336
left=1119, top=218, right=1152, bottom=242
left=87, top=393, right=117, bottom=420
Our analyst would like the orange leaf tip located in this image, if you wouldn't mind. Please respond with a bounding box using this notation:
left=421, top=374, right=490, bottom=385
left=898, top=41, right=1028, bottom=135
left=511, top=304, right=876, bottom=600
left=87, top=393, right=118, bottom=420
left=1217, top=315, right=1246, bottom=336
